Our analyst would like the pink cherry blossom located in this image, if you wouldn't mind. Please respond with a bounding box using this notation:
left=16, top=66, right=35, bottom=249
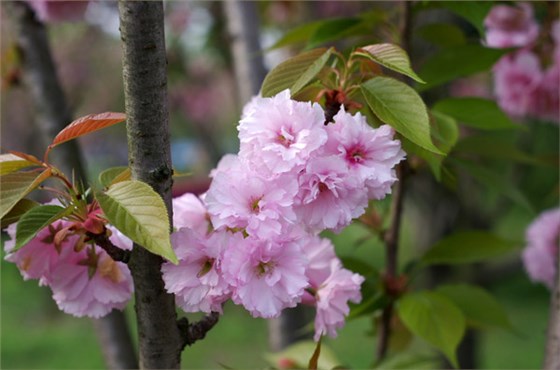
left=162, top=228, right=230, bottom=313
left=25, top=0, right=89, bottom=23
left=484, top=3, right=539, bottom=48
left=531, top=65, right=560, bottom=124
left=522, top=208, right=560, bottom=289
left=222, top=234, right=308, bottom=318
left=295, top=155, right=368, bottom=233
left=309, top=260, right=364, bottom=340
left=172, top=192, right=210, bottom=234
left=4, top=221, right=75, bottom=286
left=238, top=89, right=327, bottom=174
left=325, top=109, right=405, bottom=199
left=49, top=246, right=133, bottom=318
left=205, top=156, right=298, bottom=238
left=493, top=51, right=542, bottom=117
left=301, top=235, right=337, bottom=289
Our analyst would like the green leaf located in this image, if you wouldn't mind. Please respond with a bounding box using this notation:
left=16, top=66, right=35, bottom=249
left=451, top=158, right=534, bottom=213
left=14, top=205, right=69, bottom=251
left=355, top=43, right=425, bottom=83
left=403, top=111, right=458, bottom=180
left=436, top=284, right=513, bottom=330
left=0, top=169, right=52, bottom=219
left=433, top=98, right=520, bottom=130
left=397, top=291, right=465, bottom=368
left=441, top=1, right=493, bottom=36
left=0, top=153, right=38, bottom=175
left=307, top=18, right=363, bottom=48
left=422, top=230, right=520, bottom=265
left=95, top=180, right=177, bottom=264
left=0, top=199, right=39, bottom=228
left=261, top=48, right=333, bottom=98
left=418, top=45, right=509, bottom=91
left=361, top=77, right=442, bottom=154
left=268, top=21, right=322, bottom=50
left=98, top=166, right=131, bottom=188
left=264, top=341, right=340, bottom=370
left=417, top=23, right=466, bottom=47
left=454, top=134, right=554, bottom=166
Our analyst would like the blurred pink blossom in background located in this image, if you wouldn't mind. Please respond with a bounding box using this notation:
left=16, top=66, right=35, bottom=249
left=484, top=2, right=539, bottom=49
left=26, top=0, right=89, bottom=23
left=522, top=208, right=560, bottom=289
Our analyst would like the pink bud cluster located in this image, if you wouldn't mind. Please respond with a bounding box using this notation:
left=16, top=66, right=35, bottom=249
left=4, top=220, right=133, bottom=318
left=485, top=3, right=559, bottom=123
left=25, top=0, right=89, bottom=23
left=522, top=208, right=560, bottom=289
left=163, top=90, right=405, bottom=340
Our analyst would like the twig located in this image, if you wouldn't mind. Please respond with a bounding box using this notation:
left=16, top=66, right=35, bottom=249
left=178, top=312, right=220, bottom=348
left=86, top=231, right=131, bottom=264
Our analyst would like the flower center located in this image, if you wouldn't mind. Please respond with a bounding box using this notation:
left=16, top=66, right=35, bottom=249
left=255, top=261, right=276, bottom=277
left=197, top=258, right=215, bottom=278
left=276, top=127, right=295, bottom=147
left=249, top=196, right=263, bottom=213
left=346, top=146, right=365, bottom=164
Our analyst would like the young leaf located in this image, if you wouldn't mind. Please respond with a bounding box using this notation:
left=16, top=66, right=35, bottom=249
left=264, top=341, right=340, bottom=370
left=433, top=97, right=520, bottom=130
left=0, top=153, right=38, bottom=175
left=7, top=150, right=44, bottom=165
left=14, top=205, right=69, bottom=251
left=261, top=48, right=333, bottom=98
left=98, top=166, right=131, bottom=188
left=397, top=291, right=465, bottom=368
left=361, top=77, right=442, bottom=154
left=95, top=180, right=177, bottom=264
left=418, top=45, right=509, bottom=91
left=45, top=112, right=126, bottom=159
left=436, top=284, right=513, bottom=330
left=0, top=198, right=39, bottom=228
left=355, top=43, right=425, bottom=83
left=422, top=230, right=520, bottom=265
left=0, top=169, right=52, bottom=219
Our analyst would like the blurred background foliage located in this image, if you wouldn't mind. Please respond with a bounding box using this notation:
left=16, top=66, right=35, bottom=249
left=1, top=1, right=557, bottom=369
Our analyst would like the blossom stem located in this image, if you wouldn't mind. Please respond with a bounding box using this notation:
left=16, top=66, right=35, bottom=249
left=178, top=312, right=220, bottom=348
left=86, top=231, right=131, bottom=264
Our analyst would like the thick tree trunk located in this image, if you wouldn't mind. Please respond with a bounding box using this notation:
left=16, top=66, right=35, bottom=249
left=7, top=2, right=137, bottom=369
left=118, top=1, right=183, bottom=368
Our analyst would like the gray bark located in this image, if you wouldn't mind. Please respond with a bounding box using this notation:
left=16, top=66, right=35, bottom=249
left=118, top=1, right=182, bottom=368
left=223, top=0, right=268, bottom=104
left=6, top=2, right=137, bottom=369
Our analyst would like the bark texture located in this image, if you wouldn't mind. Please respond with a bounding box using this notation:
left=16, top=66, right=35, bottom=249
left=7, top=2, right=137, bottom=369
left=118, top=1, right=182, bottom=368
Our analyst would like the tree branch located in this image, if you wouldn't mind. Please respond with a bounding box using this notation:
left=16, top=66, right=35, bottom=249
left=376, top=2, right=413, bottom=361
left=118, top=1, right=183, bottom=368
left=86, top=231, right=131, bottom=264
left=178, top=312, right=220, bottom=349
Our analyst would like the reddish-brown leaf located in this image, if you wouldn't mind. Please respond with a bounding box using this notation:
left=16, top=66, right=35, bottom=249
left=45, top=112, right=126, bottom=160
left=7, top=150, right=44, bottom=165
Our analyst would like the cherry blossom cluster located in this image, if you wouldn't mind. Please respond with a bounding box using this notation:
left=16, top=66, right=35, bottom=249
left=3, top=208, right=133, bottom=318
left=163, top=90, right=405, bottom=340
left=485, top=3, right=559, bottom=123
left=522, top=208, right=560, bottom=289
